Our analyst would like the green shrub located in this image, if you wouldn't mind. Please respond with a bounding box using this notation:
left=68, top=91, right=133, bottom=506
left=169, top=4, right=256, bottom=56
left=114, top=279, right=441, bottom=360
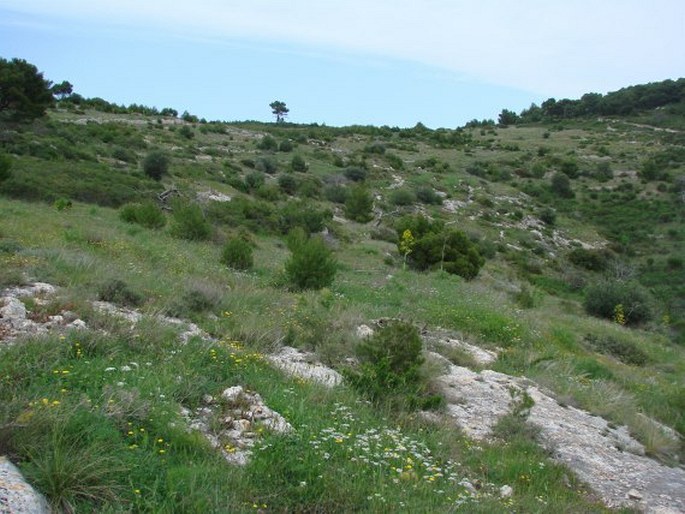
left=111, top=146, right=137, bottom=164
left=324, top=184, right=349, bottom=204
left=389, top=188, right=416, bottom=206
left=343, top=166, right=367, bottom=182
left=142, top=150, right=170, bottom=180
left=221, top=238, right=254, bottom=270
left=245, top=171, right=266, bottom=191
left=297, top=177, right=321, bottom=198
left=415, top=187, right=442, bottom=205
left=98, top=278, right=143, bottom=307
left=346, top=321, right=439, bottom=409
left=560, top=159, right=579, bottom=178
left=256, top=157, right=278, bottom=175
left=384, top=153, right=404, bottom=170
left=278, top=139, right=294, bottom=152
left=119, top=201, right=166, bottom=229
left=551, top=172, right=574, bottom=198
left=255, top=184, right=281, bottom=201
left=539, top=207, right=556, bottom=226
left=583, top=334, right=649, bottom=366
left=257, top=135, right=277, bottom=151
left=344, top=185, right=374, bottom=223
left=568, top=248, right=612, bottom=271
left=178, top=125, right=195, bottom=139
left=396, top=214, right=485, bottom=279
left=284, top=230, right=337, bottom=291
left=170, top=201, right=212, bottom=241
left=277, top=174, right=298, bottom=195
left=0, top=153, right=12, bottom=182
left=279, top=201, right=331, bottom=235
left=584, top=280, right=653, bottom=325
left=53, top=198, right=72, bottom=211
left=290, top=154, right=307, bottom=172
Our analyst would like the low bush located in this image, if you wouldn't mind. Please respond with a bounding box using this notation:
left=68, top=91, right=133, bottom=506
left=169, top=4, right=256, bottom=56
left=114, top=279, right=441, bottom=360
left=344, top=185, right=374, bottom=223
left=343, top=166, right=367, bottom=182
left=278, top=139, right=294, bottom=152
left=119, top=201, right=166, bottom=229
left=583, top=334, right=650, bottom=366
left=584, top=280, right=653, bottom=325
left=97, top=278, right=143, bottom=307
left=257, top=135, right=277, bottom=151
left=345, top=321, right=441, bottom=409
left=396, top=214, right=485, bottom=279
left=568, top=248, right=612, bottom=272
left=415, top=187, right=442, bottom=205
left=277, top=174, right=298, bottom=195
left=389, top=188, right=416, bottom=206
left=142, top=150, right=170, bottom=180
left=170, top=201, right=212, bottom=241
left=324, top=184, right=349, bottom=204
left=290, top=155, right=307, bottom=172
left=221, top=238, right=254, bottom=271
left=284, top=229, right=337, bottom=291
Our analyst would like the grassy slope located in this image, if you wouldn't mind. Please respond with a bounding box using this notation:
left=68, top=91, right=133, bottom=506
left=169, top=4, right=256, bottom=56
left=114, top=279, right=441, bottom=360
left=0, top=104, right=683, bottom=512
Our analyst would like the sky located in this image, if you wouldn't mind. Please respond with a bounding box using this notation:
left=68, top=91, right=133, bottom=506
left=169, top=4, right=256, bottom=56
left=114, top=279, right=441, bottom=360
left=1, top=1, right=683, bottom=128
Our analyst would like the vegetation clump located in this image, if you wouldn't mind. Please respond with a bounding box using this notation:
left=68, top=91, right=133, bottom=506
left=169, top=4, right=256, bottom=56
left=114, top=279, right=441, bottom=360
left=584, top=279, right=653, bottom=325
left=142, top=150, right=170, bottom=181
left=346, top=321, right=441, bottom=410
left=170, top=201, right=212, bottom=241
left=284, top=229, right=337, bottom=291
left=396, top=215, right=485, bottom=279
left=221, top=237, right=254, bottom=271
left=344, top=185, right=374, bottom=223
left=119, top=201, right=166, bottom=229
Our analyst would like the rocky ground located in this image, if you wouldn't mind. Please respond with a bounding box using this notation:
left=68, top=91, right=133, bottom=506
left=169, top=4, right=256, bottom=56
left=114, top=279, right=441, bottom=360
left=1, top=283, right=684, bottom=513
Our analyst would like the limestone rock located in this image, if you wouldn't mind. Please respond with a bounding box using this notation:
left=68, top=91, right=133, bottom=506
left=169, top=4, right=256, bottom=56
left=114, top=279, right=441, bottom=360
left=267, top=346, right=343, bottom=387
left=0, top=456, right=50, bottom=514
left=499, top=485, right=513, bottom=498
left=433, top=358, right=685, bottom=513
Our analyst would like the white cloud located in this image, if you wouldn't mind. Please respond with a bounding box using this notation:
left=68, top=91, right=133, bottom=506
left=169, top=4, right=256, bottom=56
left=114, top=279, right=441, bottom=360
left=3, top=0, right=684, bottom=97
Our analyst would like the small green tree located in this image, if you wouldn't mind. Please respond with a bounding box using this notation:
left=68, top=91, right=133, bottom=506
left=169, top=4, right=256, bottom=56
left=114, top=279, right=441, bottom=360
left=551, top=172, right=574, bottom=198
left=290, top=154, right=307, bottom=172
left=221, top=238, right=253, bottom=270
left=119, top=201, right=166, bottom=229
left=284, top=229, right=337, bottom=290
left=345, top=320, right=440, bottom=409
left=51, top=80, right=73, bottom=100
left=344, top=185, right=374, bottom=223
left=269, top=100, right=289, bottom=123
left=142, top=150, right=170, bottom=181
left=170, top=201, right=212, bottom=241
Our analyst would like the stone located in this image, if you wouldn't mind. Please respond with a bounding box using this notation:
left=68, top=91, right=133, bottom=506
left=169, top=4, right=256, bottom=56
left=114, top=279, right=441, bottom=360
left=499, top=485, right=513, bottom=498
left=356, top=324, right=374, bottom=339
left=0, top=456, right=50, bottom=514
left=266, top=346, right=343, bottom=387
left=221, top=386, right=245, bottom=404
left=0, top=298, right=27, bottom=324
left=627, top=489, right=643, bottom=500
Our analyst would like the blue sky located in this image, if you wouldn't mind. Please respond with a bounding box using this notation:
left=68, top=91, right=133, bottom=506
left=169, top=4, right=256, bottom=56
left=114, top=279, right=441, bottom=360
left=1, top=1, right=683, bottom=128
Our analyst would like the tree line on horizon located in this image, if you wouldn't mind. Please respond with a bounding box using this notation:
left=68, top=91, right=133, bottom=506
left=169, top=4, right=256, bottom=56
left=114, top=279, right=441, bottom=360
left=488, top=78, right=685, bottom=127
left=2, top=56, right=684, bottom=129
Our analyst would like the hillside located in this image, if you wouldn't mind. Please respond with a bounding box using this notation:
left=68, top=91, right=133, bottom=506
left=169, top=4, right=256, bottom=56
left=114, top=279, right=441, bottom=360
left=1, top=82, right=684, bottom=512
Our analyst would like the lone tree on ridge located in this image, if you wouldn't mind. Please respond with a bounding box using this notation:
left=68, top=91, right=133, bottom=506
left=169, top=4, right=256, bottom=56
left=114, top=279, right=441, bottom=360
left=270, top=100, right=289, bottom=123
